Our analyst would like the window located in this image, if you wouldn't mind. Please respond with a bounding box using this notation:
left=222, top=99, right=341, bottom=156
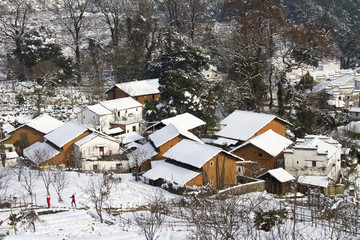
left=347, top=96, right=351, bottom=100
left=258, top=153, right=263, bottom=157
left=93, top=116, right=95, bottom=119
left=118, top=112, right=120, bottom=117
left=132, top=126, right=136, bottom=132
left=339, top=96, right=342, bottom=100
left=210, top=161, right=214, bottom=167
left=356, top=113, right=359, bottom=116
left=152, top=94, right=155, bottom=99
left=135, top=96, right=138, bottom=100
left=83, top=116, right=85, bottom=119
left=99, top=147, right=104, bottom=152
left=93, top=164, right=98, bottom=170
left=297, top=161, right=299, bottom=164
left=312, top=161, right=316, bottom=167
left=127, top=130, right=129, bottom=133
left=116, top=163, right=122, bottom=169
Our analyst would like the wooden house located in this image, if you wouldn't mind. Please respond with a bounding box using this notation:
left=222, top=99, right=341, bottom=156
left=148, top=123, right=202, bottom=160
left=105, top=79, right=160, bottom=104
left=24, top=120, right=91, bottom=167
left=230, top=130, right=293, bottom=177
left=257, top=168, right=295, bottom=195
left=2, top=114, right=63, bottom=154
left=216, top=110, right=289, bottom=146
left=143, top=139, right=243, bottom=190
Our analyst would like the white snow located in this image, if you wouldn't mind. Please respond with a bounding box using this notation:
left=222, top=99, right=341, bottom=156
left=1, top=122, right=15, bottom=134
left=294, top=137, right=338, bottom=158
left=213, top=137, right=238, bottom=146
left=111, top=78, right=160, bottom=96
left=104, top=127, right=123, bottom=135
left=231, top=130, right=293, bottom=157
left=99, top=97, right=142, bottom=111
left=118, top=132, right=144, bottom=144
left=44, top=120, right=88, bottom=148
left=143, top=160, right=201, bottom=186
left=5, top=151, right=18, bottom=159
left=127, top=142, right=157, bottom=167
left=259, top=168, right=295, bottom=183
left=149, top=123, right=202, bottom=148
left=26, top=114, right=64, bottom=134
left=23, top=142, right=60, bottom=163
left=217, top=110, right=288, bottom=141
left=161, top=112, right=205, bottom=130
left=163, top=139, right=222, bottom=169
left=87, top=103, right=112, bottom=115
left=298, top=175, right=330, bottom=188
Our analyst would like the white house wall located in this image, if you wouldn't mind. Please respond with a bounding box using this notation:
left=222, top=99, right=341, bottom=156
left=76, top=136, right=122, bottom=160
left=284, top=148, right=341, bottom=181
left=114, top=107, right=142, bottom=122
left=82, top=159, right=129, bottom=172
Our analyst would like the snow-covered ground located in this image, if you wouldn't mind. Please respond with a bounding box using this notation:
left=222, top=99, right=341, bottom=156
left=0, top=169, right=188, bottom=239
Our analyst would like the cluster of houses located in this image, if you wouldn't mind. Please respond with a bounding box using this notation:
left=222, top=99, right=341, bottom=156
left=0, top=64, right=349, bottom=196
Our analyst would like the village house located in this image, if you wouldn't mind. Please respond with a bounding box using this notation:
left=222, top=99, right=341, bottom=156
left=77, top=97, right=143, bottom=134
left=348, top=107, right=360, bottom=121
left=105, top=79, right=160, bottom=104
left=215, top=110, right=289, bottom=146
left=3, top=151, right=19, bottom=167
left=312, top=71, right=360, bottom=110
left=284, top=135, right=342, bottom=182
left=230, top=129, right=293, bottom=177
left=201, top=65, right=223, bottom=82
left=24, top=120, right=91, bottom=167
left=2, top=114, right=63, bottom=154
left=73, top=131, right=125, bottom=171
left=143, top=139, right=244, bottom=190
left=257, top=168, right=295, bottom=195
left=148, top=123, right=203, bottom=160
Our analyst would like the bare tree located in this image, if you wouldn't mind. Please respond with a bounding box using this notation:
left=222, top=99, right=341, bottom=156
left=95, top=0, right=126, bottom=47
left=51, top=170, right=68, bottom=202
left=20, top=168, right=38, bottom=202
left=82, top=172, right=113, bottom=223
left=128, top=148, right=150, bottom=182
left=0, top=168, right=12, bottom=200
left=133, top=193, right=166, bottom=240
left=57, top=0, right=90, bottom=85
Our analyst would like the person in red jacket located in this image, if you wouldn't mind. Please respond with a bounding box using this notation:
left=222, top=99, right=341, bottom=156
left=46, top=195, right=51, bottom=208
left=70, top=194, right=76, bottom=207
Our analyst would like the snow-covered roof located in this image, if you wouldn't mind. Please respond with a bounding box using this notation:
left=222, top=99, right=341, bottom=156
left=292, top=137, right=339, bottom=159
left=100, top=97, right=142, bottom=111
left=298, top=175, right=330, bottom=188
left=333, top=74, right=354, bottom=84
left=118, top=132, right=144, bottom=144
left=74, top=133, right=97, bottom=146
left=217, top=110, right=288, bottom=141
left=105, top=127, right=123, bottom=135
left=163, top=139, right=241, bottom=169
left=23, top=141, right=60, bottom=163
left=5, top=151, right=18, bottom=159
left=127, top=142, right=157, bottom=168
left=213, top=137, right=238, bottom=146
left=349, top=107, right=360, bottom=113
left=74, top=132, right=119, bottom=147
left=143, top=160, right=200, bottom=186
left=44, top=120, right=89, bottom=148
left=87, top=104, right=112, bottom=116
left=26, top=114, right=63, bottom=134
left=161, top=113, right=205, bottom=130
left=312, top=82, right=329, bottom=93
left=111, top=79, right=160, bottom=96
left=231, top=130, right=293, bottom=157
left=258, top=168, right=295, bottom=183
left=149, top=123, right=202, bottom=148
left=343, top=121, right=360, bottom=134
left=2, top=123, right=15, bottom=134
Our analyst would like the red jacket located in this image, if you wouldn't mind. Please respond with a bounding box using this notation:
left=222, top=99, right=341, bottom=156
left=70, top=195, right=75, bottom=202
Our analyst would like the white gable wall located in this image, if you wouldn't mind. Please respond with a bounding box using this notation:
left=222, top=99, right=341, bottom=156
left=114, top=107, right=142, bottom=122
left=284, top=147, right=341, bottom=181
left=74, top=135, right=122, bottom=160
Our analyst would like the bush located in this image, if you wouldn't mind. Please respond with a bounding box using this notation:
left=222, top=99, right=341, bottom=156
left=254, top=208, right=287, bottom=232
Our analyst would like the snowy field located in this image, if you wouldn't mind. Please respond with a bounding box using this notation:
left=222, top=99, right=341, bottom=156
left=0, top=169, right=188, bottom=240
